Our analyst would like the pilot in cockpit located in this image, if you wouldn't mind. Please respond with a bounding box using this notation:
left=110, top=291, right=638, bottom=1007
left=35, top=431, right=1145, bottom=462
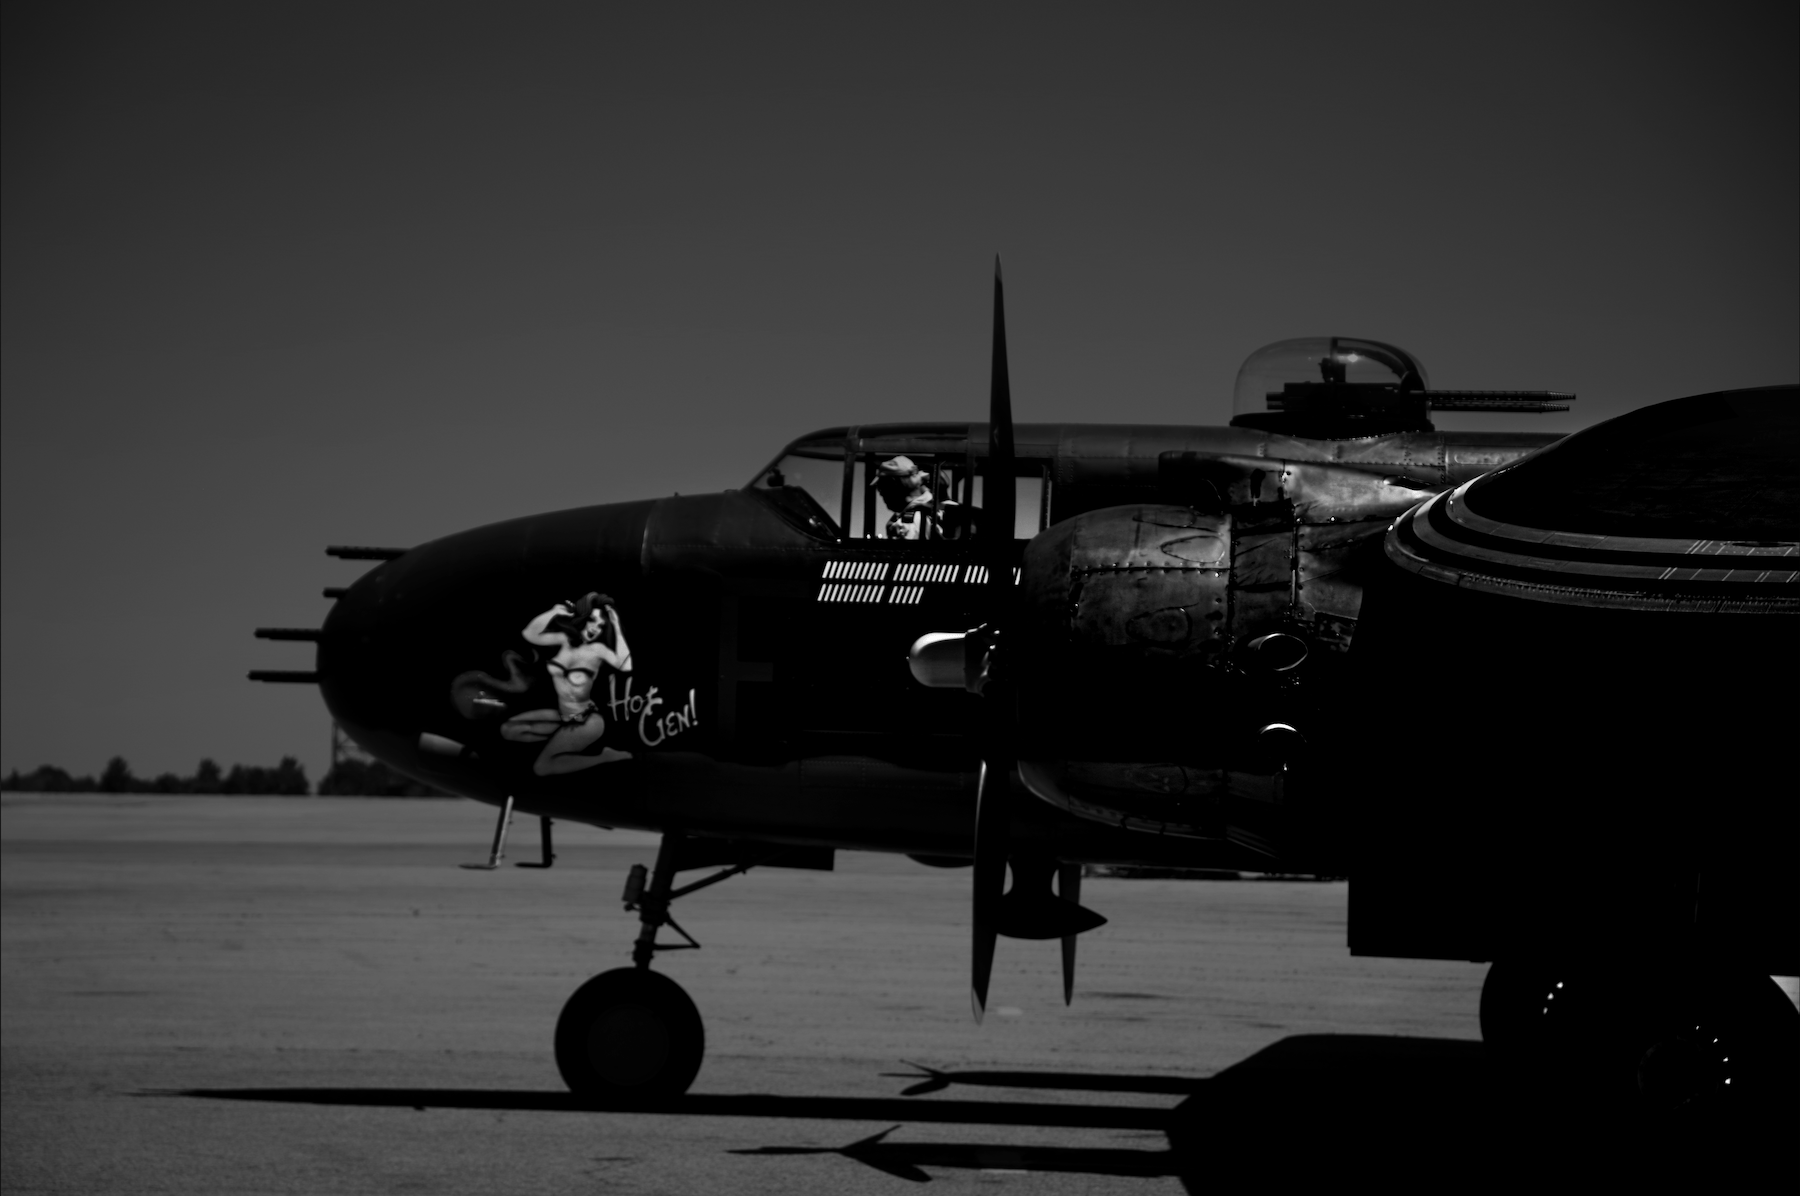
left=874, top=455, right=963, bottom=540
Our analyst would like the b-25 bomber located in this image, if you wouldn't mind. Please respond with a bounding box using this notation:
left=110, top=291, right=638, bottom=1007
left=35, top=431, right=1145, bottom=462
left=254, top=267, right=1798, bottom=1115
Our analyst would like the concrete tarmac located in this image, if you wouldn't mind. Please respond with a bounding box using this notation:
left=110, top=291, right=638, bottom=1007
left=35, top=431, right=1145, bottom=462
left=2, top=795, right=1777, bottom=1193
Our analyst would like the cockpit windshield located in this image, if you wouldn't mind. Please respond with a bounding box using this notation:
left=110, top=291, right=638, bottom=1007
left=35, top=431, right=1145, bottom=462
left=750, top=437, right=844, bottom=538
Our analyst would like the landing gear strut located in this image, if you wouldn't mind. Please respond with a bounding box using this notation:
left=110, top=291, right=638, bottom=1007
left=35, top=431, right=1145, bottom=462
left=554, top=831, right=760, bottom=1105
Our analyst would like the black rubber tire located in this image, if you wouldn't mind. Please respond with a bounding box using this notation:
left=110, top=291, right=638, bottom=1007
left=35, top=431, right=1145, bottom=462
left=1479, top=959, right=1557, bottom=1053
left=1483, top=952, right=1799, bottom=1119
left=1630, top=963, right=1800, bottom=1117
left=554, top=968, right=704, bottom=1105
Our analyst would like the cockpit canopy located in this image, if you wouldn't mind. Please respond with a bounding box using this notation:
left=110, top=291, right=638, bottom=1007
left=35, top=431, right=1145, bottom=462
left=750, top=425, right=1049, bottom=542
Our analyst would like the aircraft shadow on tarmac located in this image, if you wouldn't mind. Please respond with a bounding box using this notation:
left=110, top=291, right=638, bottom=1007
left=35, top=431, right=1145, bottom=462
left=158, top=1034, right=1770, bottom=1185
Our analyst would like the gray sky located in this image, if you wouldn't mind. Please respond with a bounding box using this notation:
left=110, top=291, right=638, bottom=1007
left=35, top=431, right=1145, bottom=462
left=4, top=1, right=1795, bottom=782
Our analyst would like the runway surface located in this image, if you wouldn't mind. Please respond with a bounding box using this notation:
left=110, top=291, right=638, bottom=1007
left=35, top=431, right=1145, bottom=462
left=2, top=794, right=1771, bottom=1193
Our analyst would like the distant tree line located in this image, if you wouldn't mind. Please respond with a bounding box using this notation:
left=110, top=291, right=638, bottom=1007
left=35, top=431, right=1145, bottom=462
left=315, top=758, right=445, bottom=797
left=2, top=756, right=309, bottom=794
left=1, top=756, right=447, bottom=797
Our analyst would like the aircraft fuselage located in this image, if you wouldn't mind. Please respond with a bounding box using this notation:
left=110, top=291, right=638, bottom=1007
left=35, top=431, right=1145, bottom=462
left=317, top=421, right=1558, bottom=866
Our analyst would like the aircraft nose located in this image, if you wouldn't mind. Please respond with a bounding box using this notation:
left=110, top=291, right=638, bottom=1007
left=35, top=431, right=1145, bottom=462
left=312, top=488, right=830, bottom=792
left=316, top=556, right=404, bottom=762
left=314, top=499, right=662, bottom=785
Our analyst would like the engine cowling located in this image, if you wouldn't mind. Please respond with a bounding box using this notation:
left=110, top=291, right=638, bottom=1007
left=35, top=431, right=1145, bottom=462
left=1010, top=504, right=1309, bottom=858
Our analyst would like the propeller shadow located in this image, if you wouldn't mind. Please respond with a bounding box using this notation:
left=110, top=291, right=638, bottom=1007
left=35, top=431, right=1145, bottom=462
left=731, top=1125, right=1180, bottom=1183
left=880, top=1059, right=1200, bottom=1097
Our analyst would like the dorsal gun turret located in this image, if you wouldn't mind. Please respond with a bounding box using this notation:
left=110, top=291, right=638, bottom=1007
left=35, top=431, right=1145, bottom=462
left=1228, top=336, right=1573, bottom=439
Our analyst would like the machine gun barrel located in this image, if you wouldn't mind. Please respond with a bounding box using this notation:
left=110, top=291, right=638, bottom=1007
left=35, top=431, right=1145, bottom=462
left=1422, top=389, right=1575, bottom=412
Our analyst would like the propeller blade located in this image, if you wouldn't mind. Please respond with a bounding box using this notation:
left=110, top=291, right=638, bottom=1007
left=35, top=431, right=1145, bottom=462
left=970, top=256, right=1020, bottom=1019
left=985, top=255, right=1016, bottom=586
left=1057, top=862, right=1082, bottom=1005
left=971, top=760, right=1008, bottom=1020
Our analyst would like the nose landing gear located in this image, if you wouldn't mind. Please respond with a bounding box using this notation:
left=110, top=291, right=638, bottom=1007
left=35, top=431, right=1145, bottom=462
left=554, top=831, right=832, bottom=1105
left=554, top=967, right=704, bottom=1105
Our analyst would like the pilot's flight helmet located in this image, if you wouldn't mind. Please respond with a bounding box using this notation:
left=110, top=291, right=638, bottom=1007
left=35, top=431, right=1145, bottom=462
left=874, top=455, right=929, bottom=511
left=874, top=455, right=921, bottom=481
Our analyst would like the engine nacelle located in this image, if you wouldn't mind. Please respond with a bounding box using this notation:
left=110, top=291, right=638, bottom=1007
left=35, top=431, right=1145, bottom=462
left=1012, top=504, right=1311, bottom=857
left=1022, top=503, right=1232, bottom=658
